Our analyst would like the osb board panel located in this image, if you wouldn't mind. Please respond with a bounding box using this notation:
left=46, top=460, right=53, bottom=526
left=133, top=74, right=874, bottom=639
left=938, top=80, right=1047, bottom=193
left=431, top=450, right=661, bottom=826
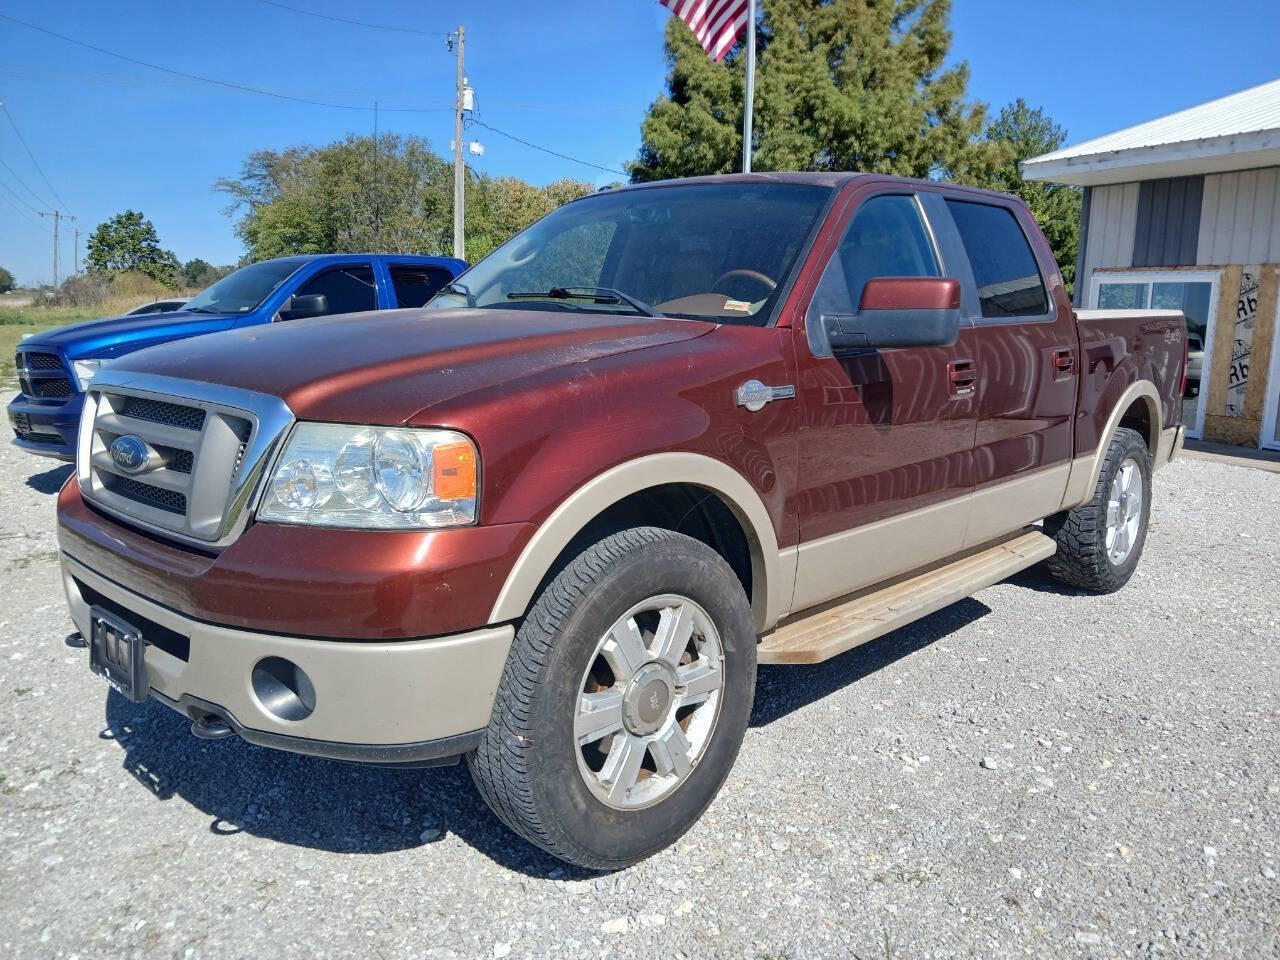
left=1206, top=265, right=1243, bottom=421
left=1204, top=414, right=1261, bottom=446
left=1244, top=266, right=1279, bottom=422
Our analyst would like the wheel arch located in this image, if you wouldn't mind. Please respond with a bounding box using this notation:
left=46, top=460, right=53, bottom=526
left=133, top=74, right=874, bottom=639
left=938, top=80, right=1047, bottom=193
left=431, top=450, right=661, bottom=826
left=1061, top=379, right=1162, bottom=510
left=488, top=453, right=787, bottom=632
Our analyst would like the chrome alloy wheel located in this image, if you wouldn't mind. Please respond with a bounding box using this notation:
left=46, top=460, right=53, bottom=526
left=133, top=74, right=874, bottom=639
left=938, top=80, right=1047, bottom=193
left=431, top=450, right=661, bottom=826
left=1106, top=457, right=1143, bottom=565
left=573, top=594, right=725, bottom=810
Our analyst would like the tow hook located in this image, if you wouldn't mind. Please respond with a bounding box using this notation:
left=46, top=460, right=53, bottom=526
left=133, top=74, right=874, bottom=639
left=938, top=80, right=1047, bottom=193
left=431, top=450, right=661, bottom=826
left=191, top=715, right=237, bottom=741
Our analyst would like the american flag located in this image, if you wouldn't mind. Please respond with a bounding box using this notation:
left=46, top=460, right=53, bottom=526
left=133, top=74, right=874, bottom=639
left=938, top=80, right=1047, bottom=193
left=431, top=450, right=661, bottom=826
left=659, top=0, right=750, bottom=62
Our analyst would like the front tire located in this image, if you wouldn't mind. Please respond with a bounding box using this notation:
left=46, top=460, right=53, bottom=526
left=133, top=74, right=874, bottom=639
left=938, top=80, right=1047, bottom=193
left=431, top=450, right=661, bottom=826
left=1045, top=426, right=1152, bottom=592
left=468, top=526, right=756, bottom=869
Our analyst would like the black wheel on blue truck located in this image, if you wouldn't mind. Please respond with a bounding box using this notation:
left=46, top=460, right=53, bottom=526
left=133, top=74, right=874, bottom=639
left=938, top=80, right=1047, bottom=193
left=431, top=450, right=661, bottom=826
left=467, top=526, right=756, bottom=870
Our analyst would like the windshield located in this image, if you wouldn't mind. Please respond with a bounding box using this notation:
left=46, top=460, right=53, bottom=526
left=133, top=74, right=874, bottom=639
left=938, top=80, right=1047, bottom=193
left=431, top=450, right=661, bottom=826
left=184, top=260, right=300, bottom=314
left=430, top=182, right=832, bottom=325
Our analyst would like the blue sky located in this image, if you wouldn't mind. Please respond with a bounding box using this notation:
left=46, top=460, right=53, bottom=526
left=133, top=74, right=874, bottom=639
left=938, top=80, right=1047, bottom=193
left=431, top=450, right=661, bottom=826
left=1, top=0, right=1277, bottom=286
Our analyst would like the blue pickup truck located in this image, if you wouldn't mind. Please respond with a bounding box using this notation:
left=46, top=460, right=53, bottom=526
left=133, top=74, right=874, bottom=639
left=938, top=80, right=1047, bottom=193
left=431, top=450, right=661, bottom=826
left=8, top=253, right=465, bottom=460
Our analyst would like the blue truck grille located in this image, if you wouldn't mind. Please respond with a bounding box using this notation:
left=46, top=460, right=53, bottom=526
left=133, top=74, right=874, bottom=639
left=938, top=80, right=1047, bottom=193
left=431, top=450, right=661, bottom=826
left=21, top=352, right=63, bottom=370
left=33, top=377, right=73, bottom=399
left=16, top=350, right=74, bottom=404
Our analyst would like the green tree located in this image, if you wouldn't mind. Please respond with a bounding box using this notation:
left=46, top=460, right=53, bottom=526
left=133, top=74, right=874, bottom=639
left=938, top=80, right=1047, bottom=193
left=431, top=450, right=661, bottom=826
left=976, top=98, right=1082, bottom=295
left=85, top=210, right=179, bottom=285
left=217, top=134, right=593, bottom=264
left=180, top=257, right=212, bottom=286
left=464, top=175, right=594, bottom=263
left=0, top=266, right=13, bottom=293
left=632, top=0, right=1001, bottom=183
left=216, top=134, right=454, bottom=260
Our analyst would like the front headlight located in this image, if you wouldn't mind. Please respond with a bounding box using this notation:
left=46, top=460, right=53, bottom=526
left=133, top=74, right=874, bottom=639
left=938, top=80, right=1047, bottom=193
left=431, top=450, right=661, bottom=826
left=72, top=359, right=105, bottom=391
left=257, top=423, right=478, bottom=529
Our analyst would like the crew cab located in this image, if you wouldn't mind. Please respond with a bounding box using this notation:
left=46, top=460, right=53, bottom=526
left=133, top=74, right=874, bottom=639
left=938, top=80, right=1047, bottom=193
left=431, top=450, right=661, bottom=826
left=9, top=253, right=465, bottom=460
left=55, top=174, right=1186, bottom=869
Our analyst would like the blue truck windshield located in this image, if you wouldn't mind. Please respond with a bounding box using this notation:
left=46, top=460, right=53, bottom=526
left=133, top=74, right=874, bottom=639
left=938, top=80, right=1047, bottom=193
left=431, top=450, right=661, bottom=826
left=185, top=260, right=300, bottom=314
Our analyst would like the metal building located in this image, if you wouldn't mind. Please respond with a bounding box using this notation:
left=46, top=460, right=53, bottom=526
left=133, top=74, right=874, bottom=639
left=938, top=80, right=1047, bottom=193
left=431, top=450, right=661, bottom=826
left=1024, top=78, right=1280, bottom=451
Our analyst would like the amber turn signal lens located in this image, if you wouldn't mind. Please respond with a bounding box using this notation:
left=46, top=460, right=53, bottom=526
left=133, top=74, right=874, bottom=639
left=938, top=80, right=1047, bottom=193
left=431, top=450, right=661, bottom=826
left=432, top=440, right=477, bottom=500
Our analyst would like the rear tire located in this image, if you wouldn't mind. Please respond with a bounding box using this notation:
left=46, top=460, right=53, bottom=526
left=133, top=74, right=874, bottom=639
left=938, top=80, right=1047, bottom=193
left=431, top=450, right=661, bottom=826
left=1045, top=426, right=1152, bottom=592
left=467, top=526, right=756, bottom=869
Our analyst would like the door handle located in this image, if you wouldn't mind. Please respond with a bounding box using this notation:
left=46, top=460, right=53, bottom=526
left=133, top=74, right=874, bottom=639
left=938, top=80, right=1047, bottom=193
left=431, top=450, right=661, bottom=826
left=1052, top=348, right=1075, bottom=378
left=948, top=358, right=976, bottom=398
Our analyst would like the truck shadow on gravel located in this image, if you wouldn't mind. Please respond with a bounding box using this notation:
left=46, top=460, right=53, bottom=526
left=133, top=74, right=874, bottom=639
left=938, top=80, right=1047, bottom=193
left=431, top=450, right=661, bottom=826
left=99, top=596, right=990, bottom=878
left=26, top=463, right=72, bottom=495
left=751, top=597, right=990, bottom=726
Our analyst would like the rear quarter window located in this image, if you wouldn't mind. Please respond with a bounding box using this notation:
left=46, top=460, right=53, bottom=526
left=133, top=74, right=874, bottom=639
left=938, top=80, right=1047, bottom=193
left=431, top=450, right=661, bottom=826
left=945, top=200, right=1049, bottom=318
left=390, top=265, right=455, bottom=308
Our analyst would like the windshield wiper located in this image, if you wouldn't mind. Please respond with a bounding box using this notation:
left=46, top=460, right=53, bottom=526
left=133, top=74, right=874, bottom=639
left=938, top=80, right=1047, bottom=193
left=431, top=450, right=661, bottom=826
left=440, top=280, right=475, bottom=306
left=185, top=306, right=222, bottom=314
left=506, top=286, right=664, bottom=318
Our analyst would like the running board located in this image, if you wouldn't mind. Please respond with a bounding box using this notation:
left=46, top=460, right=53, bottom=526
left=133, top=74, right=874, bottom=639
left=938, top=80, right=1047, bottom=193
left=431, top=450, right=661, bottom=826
left=758, top=529, right=1057, bottom=665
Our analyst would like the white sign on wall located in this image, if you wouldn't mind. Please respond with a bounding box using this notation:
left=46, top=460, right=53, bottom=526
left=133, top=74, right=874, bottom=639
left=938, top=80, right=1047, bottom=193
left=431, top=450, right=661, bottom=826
left=1226, top=268, right=1259, bottom=418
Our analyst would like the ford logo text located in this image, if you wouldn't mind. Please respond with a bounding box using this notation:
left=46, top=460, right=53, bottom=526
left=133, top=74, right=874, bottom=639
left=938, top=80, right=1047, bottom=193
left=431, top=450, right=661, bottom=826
left=109, top=435, right=152, bottom=474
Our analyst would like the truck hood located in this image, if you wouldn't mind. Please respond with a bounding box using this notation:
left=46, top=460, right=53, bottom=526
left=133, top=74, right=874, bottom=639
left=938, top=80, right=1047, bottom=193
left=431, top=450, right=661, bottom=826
left=106, top=307, right=716, bottom=424
left=25, top=310, right=237, bottom=360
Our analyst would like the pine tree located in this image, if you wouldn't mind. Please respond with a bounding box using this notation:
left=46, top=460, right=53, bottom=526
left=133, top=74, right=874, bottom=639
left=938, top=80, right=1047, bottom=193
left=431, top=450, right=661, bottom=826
left=631, top=0, right=1000, bottom=183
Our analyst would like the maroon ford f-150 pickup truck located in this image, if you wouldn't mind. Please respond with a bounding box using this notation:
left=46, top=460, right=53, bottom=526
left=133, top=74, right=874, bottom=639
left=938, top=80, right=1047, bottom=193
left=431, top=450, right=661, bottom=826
left=57, top=173, right=1186, bottom=868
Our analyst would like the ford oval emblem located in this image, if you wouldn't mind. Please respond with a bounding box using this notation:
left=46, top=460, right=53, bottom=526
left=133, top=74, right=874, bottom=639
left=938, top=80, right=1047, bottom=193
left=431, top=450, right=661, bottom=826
left=109, top=435, right=151, bottom=474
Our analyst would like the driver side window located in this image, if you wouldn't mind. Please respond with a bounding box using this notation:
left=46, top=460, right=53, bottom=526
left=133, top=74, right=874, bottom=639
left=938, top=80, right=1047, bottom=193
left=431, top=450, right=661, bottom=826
left=806, top=194, right=940, bottom=327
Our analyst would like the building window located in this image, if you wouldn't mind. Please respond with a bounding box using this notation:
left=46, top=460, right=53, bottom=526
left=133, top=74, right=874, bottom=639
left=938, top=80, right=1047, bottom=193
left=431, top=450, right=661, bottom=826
left=1094, top=275, right=1216, bottom=437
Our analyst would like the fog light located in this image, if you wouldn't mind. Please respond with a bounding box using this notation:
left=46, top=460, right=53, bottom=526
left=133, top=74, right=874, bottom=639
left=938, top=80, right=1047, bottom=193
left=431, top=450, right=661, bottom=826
left=251, top=657, right=316, bottom=721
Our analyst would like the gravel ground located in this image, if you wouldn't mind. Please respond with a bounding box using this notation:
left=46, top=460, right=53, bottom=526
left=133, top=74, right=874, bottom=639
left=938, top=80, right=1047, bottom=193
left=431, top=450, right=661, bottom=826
left=0, top=431, right=1276, bottom=959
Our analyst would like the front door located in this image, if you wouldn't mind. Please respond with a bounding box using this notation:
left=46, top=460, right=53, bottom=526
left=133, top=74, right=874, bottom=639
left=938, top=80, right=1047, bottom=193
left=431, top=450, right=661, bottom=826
left=790, top=189, right=978, bottom=612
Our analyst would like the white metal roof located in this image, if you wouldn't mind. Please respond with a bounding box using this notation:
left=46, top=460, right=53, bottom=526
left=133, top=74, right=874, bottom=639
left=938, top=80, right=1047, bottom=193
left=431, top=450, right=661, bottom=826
left=1023, top=77, right=1280, bottom=186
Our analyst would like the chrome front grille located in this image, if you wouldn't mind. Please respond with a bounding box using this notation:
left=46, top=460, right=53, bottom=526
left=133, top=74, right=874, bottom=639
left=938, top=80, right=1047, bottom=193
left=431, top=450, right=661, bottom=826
left=119, top=396, right=208, bottom=432
left=77, top=371, right=295, bottom=548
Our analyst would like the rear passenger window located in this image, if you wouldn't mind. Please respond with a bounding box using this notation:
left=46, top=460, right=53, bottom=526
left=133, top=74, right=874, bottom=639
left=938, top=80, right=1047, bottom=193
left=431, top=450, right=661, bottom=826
left=293, top=265, right=377, bottom=316
left=390, top=265, right=454, bottom=308
left=945, top=200, right=1048, bottom=317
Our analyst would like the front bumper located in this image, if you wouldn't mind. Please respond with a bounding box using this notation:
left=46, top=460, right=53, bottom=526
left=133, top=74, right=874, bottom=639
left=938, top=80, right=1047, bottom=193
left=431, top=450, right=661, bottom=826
left=62, top=553, right=515, bottom=765
left=7, top=392, right=82, bottom=460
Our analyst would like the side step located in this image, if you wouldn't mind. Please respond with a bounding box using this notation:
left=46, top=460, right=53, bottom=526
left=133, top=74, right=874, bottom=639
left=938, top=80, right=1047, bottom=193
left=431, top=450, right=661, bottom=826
left=758, top=529, right=1056, bottom=665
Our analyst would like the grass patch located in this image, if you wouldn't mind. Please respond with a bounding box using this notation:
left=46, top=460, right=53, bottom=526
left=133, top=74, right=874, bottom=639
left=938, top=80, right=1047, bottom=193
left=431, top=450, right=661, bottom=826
left=0, top=318, right=81, bottom=386
left=0, top=304, right=118, bottom=327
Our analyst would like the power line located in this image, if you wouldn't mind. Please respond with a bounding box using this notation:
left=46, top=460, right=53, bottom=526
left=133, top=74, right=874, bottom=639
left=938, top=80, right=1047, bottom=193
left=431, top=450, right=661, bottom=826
left=257, top=0, right=449, bottom=37
left=467, top=118, right=626, bottom=177
left=1, top=102, right=69, bottom=210
left=0, top=187, right=51, bottom=233
left=0, top=159, right=47, bottom=213
left=0, top=14, right=451, bottom=114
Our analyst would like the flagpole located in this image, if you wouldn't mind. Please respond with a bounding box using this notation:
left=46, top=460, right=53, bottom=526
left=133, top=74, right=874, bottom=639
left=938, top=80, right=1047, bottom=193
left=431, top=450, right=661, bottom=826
left=742, top=0, right=756, bottom=173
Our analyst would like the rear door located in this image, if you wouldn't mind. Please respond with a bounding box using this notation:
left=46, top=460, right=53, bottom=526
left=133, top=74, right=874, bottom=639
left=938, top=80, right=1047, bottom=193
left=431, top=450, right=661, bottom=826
left=790, top=185, right=978, bottom=612
left=925, top=193, right=1079, bottom=548
left=385, top=260, right=458, bottom=308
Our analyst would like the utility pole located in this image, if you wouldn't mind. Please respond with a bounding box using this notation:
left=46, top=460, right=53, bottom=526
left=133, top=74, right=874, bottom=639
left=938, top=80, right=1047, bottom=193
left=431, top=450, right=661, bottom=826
left=450, top=24, right=465, bottom=261
left=37, top=210, right=75, bottom=289
left=373, top=101, right=380, bottom=250
left=74, top=228, right=81, bottom=275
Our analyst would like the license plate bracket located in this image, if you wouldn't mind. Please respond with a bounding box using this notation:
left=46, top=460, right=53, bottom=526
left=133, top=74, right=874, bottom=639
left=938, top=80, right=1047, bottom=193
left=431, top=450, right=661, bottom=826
left=89, top=606, right=149, bottom=703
